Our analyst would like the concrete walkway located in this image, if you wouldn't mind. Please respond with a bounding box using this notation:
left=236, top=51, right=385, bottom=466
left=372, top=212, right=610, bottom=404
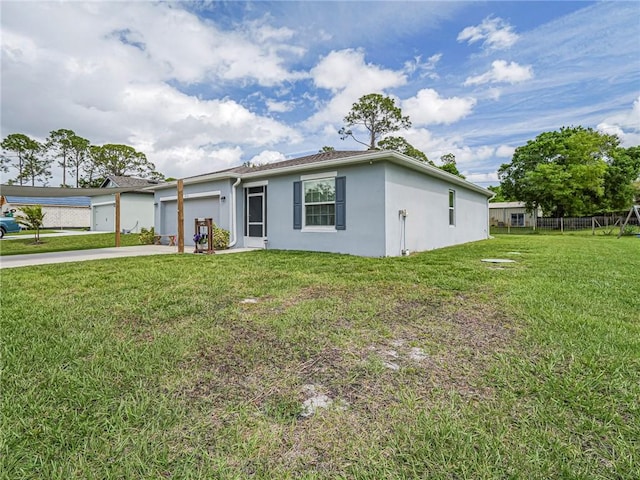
left=0, top=246, right=257, bottom=269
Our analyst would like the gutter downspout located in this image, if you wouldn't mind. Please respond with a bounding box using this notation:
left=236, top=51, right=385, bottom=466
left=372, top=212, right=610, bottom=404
left=228, top=177, right=242, bottom=247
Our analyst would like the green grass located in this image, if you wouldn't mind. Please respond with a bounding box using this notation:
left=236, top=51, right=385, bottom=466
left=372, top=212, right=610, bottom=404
left=2, top=235, right=639, bottom=478
left=0, top=233, right=140, bottom=256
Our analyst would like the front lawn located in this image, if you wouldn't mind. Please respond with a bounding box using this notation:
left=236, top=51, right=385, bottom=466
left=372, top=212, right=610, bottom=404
left=2, top=235, right=638, bottom=478
left=0, top=232, right=140, bottom=256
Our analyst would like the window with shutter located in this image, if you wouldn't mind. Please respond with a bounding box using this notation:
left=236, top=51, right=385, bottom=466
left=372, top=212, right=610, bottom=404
left=294, top=176, right=346, bottom=231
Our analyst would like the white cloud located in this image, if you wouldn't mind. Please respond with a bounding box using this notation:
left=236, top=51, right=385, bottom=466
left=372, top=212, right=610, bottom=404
left=154, top=146, right=244, bottom=179
left=120, top=83, right=301, bottom=150
left=457, top=16, right=519, bottom=50
left=266, top=99, right=295, bottom=113
left=246, top=22, right=296, bottom=43
left=403, top=128, right=507, bottom=185
left=305, top=49, right=407, bottom=127
left=464, top=60, right=533, bottom=86
left=0, top=2, right=307, bottom=181
left=496, top=145, right=516, bottom=158
left=403, top=128, right=501, bottom=168
left=248, top=150, right=287, bottom=166
left=466, top=172, right=499, bottom=184
left=311, top=48, right=405, bottom=93
left=1, top=2, right=307, bottom=91
left=404, top=53, right=442, bottom=79
left=402, top=89, right=476, bottom=126
left=597, top=96, right=640, bottom=147
left=486, top=88, right=502, bottom=101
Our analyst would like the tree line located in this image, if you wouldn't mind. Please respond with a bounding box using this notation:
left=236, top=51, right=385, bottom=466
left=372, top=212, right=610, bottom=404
left=334, top=93, right=639, bottom=216
left=328, top=93, right=465, bottom=178
left=0, top=129, right=164, bottom=188
left=495, top=127, right=640, bottom=216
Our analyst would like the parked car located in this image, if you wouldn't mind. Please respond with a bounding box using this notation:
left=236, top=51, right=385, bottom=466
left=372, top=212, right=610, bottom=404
left=0, top=216, right=22, bottom=238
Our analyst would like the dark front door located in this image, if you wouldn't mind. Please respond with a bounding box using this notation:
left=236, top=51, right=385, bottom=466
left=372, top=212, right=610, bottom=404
left=245, top=186, right=266, bottom=246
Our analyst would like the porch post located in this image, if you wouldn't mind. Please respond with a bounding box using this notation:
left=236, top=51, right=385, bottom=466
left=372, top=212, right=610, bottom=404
left=115, top=192, right=121, bottom=247
left=177, top=179, right=184, bottom=253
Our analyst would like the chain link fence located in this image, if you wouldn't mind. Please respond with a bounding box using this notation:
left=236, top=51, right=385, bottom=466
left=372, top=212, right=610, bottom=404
left=490, top=212, right=640, bottom=235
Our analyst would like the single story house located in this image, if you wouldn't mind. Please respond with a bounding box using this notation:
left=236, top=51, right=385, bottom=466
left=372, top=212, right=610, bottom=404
left=150, top=150, right=493, bottom=257
left=489, top=201, right=541, bottom=227
left=1, top=195, right=90, bottom=228
left=91, top=176, right=161, bottom=232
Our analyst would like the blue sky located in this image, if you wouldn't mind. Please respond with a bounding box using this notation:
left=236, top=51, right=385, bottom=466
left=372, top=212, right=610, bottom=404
left=1, top=1, right=638, bottom=186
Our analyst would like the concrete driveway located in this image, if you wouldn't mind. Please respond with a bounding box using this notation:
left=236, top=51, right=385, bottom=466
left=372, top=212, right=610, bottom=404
left=0, top=245, right=257, bottom=269
left=0, top=245, right=179, bottom=269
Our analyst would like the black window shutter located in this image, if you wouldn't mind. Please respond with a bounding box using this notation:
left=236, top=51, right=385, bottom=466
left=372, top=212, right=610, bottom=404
left=335, top=176, right=346, bottom=230
left=293, top=181, right=302, bottom=229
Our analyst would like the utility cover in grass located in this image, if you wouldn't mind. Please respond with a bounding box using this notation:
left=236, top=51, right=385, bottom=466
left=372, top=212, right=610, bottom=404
left=301, top=394, right=333, bottom=417
left=481, top=258, right=516, bottom=263
left=300, top=384, right=348, bottom=417
left=300, top=384, right=333, bottom=417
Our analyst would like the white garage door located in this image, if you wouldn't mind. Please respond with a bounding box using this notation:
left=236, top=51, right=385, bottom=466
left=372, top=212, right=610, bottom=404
left=93, top=204, right=114, bottom=231
left=184, top=198, right=220, bottom=228
left=159, top=197, right=220, bottom=241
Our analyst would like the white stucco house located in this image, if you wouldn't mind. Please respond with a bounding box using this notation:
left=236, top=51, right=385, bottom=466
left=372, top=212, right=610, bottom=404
left=91, top=176, right=161, bottom=232
left=149, top=150, right=493, bottom=257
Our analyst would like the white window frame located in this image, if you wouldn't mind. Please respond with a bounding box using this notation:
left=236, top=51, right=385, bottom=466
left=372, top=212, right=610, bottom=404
left=301, top=172, right=338, bottom=232
left=448, top=189, right=456, bottom=226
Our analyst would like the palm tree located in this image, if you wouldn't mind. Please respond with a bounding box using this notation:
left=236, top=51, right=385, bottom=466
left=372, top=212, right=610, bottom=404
left=15, top=205, right=45, bottom=243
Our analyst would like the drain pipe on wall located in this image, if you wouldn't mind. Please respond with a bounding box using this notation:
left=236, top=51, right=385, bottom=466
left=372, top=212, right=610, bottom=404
left=228, top=177, right=242, bottom=247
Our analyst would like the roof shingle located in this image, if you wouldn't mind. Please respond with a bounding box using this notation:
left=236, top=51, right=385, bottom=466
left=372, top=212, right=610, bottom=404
left=227, top=150, right=372, bottom=174
left=103, top=175, right=163, bottom=188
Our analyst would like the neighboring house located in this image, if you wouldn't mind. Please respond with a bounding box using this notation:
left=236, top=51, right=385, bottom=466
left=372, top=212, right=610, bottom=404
left=91, top=176, right=161, bottom=232
left=489, top=201, right=541, bottom=227
left=1, top=195, right=90, bottom=228
left=150, top=150, right=493, bottom=257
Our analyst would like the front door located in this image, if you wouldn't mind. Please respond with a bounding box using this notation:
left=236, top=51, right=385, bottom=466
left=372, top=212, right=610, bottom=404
left=244, top=186, right=266, bottom=248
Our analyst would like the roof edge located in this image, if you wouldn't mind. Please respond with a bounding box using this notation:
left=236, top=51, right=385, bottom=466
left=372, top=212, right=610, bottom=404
left=146, top=150, right=492, bottom=196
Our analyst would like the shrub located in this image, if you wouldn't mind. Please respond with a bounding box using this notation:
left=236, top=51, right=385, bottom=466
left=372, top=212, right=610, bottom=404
left=213, top=225, right=229, bottom=249
left=139, top=227, right=155, bottom=245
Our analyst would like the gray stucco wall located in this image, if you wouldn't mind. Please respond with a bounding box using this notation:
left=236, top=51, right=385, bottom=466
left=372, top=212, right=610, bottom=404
left=153, top=160, right=489, bottom=256
left=154, top=179, right=233, bottom=245
left=384, top=162, right=489, bottom=256
left=236, top=162, right=387, bottom=256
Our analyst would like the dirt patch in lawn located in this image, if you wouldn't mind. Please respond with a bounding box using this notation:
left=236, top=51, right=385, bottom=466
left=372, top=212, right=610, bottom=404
left=167, top=285, right=518, bottom=474
left=173, top=285, right=517, bottom=404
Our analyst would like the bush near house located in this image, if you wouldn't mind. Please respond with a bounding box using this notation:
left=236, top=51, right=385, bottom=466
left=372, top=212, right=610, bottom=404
left=139, top=227, right=155, bottom=245
left=213, top=225, right=229, bottom=249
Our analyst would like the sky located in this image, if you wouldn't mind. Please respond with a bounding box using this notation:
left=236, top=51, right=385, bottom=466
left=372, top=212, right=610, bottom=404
left=1, top=0, right=639, bottom=187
